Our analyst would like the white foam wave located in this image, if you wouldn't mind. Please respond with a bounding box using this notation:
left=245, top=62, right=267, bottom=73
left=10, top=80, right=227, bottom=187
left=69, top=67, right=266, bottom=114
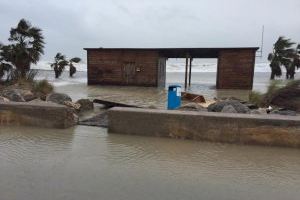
left=32, top=61, right=87, bottom=72
left=32, top=60, right=273, bottom=73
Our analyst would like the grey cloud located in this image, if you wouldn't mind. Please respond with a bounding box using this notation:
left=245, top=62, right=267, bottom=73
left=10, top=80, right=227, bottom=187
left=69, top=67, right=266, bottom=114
left=0, top=0, right=299, bottom=62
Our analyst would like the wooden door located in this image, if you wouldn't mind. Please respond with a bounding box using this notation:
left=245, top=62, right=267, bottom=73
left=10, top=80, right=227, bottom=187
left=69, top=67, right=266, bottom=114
left=123, top=62, right=136, bottom=85
left=157, top=58, right=166, bottom=87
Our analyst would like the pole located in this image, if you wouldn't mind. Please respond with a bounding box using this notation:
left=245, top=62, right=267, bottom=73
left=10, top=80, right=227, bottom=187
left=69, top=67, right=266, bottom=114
left=260, top=25, right=264, bottom=58
left=188, top=58, right=192, bottom=86
left=185, top=56, right=188, bottom=90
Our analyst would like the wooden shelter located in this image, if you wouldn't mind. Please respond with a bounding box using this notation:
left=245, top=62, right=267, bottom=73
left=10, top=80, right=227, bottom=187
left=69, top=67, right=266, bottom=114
left=84, top=47, right=259, bottom=90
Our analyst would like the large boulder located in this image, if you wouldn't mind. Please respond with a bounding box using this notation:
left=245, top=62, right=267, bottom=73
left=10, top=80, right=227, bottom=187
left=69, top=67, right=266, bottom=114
left=221, top=105, right=237, bottom=113
left=63, top=101, right=81, bottom=112
left=13, top=89, right=36, bottom=101
left=244, top=103, right=259, bottom=110
left=22, top=91, right=36, bottom=101
left=178, top=103, right=207, bottom=112
left=46, top=93, right=72, bottom=105
left=76, top=99, right=94, bottom=112
left=208, top=100, right=250, bottom=114
left=1, top=89, right=25, bottom=102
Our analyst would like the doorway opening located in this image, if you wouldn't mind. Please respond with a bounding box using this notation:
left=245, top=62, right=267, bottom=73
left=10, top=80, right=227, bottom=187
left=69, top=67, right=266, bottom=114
left=166, top=58, right=218, bottom=96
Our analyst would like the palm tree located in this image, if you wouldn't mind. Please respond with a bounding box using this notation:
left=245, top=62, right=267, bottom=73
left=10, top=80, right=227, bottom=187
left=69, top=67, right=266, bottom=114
left=0, top=43, right=12, bottom=80
left=286, top=44, right=300, bottom=79
left=1, top=19, right=45, bottom=77
left=68, top=57, right=81, bottom=77
left=268, top=37, right=295, bottom=80
left=50, top=53, right=69, bottom=78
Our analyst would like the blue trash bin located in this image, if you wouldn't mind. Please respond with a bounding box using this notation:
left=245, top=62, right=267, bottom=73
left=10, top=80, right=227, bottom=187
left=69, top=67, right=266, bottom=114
left=167, top=85, right=181, bottom=110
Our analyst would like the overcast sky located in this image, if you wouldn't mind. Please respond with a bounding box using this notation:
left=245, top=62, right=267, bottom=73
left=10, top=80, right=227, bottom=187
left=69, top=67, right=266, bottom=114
left=0, top=0, right=299, bottom=62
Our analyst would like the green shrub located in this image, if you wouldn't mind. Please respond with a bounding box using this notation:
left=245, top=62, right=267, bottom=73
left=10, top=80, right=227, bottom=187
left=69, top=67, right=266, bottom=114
left=250, top=80, right=300, bottom=108
left=261, top=80, right=282, bottom=106
left=249, top=91, right=263, bottom=106
left=33, top=79, right=53, bottom=97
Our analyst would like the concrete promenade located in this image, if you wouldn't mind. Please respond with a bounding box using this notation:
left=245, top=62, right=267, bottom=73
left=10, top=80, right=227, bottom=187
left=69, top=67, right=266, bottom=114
left=0, top=102, right=77, bottom=128
left=108, top=107, right=300, bottom=148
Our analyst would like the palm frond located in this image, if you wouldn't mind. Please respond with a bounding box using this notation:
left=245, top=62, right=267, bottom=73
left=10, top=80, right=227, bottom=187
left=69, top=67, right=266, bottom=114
left=70, top=57, right=81, bottom=63
left=268, top=53, right=274, bottom=61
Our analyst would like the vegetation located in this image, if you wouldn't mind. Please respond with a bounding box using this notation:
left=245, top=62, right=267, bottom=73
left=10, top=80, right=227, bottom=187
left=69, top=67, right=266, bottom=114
left=249, top=91, right=263, bottom=107
left=249, top=80, right=300, bottom=111
left=50, top=53, right=81, bottom=78
left=50, top=53, right=68, bottom=78
left=268, top=37, right=300, bottom=80
left=0, top=19, right=44, bottom=80
left=0, top=19, right=54, bottom=100
left=33, top=79, right=54, bottom=97
left=69, top=57, right=81, bottom=77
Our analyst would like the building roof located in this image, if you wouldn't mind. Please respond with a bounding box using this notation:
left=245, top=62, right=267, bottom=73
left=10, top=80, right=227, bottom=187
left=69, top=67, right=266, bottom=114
left=83, top=47, right=259, bottom=58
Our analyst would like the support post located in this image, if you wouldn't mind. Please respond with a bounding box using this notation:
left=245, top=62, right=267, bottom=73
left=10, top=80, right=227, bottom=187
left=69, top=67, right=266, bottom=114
left=188, top=58, right=193, bottom=86
left=185, top=56, right=189, bottom=90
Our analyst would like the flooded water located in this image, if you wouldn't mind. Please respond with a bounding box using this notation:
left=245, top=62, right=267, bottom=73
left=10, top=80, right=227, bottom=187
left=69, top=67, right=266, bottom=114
left=37, top=70, right=300, bottom=108
left=0, top=125, right=300, bottom=200
left=2, top=70, right=299, bottom=199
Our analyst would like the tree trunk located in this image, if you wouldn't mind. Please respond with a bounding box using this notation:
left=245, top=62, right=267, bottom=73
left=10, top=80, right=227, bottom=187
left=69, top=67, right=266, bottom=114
left=290, top=73, right=295, bottom=79
left=270, top=72, right=275, bottom=80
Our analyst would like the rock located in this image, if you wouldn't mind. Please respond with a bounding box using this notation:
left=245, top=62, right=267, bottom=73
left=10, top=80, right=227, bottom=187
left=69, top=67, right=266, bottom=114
left=207, top=100, right=250, bottom=114
left=221, top=105, right=237, bottom=113
left=178, top=103, right=207, bottom=112
left=250, top=110, right=261, bottom=115
left=76, top=99, right=94, bottom=112
left=244, top=103, right=259, bottom=110
left=270, top=110, right=297, bottom=116
left=1, top=89, right=25, bottom=102
left=0, top=96, right=10, bottom=102
left=250, top=108, right=267, bottom=115
left=63, top=101, right=81, bottom=112
left=18, top=90, right=36, bottom=101
left=46, top=93, right=72, bottom=105
left=28, top=98, right=58, bottom=105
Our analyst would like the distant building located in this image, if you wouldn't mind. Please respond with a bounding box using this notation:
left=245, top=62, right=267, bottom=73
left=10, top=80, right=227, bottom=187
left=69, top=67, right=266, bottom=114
left=84, top=47, right=259, bottom=90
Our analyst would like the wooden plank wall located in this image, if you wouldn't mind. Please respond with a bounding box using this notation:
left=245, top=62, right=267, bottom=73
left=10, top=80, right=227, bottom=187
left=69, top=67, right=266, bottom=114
left=87, top=50, right=160, bottom=86
left=217, top=49, right=256, bottom=90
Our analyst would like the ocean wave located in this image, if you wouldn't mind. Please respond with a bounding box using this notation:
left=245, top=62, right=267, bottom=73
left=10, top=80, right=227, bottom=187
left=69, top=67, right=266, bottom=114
left=31, top=61, right=87, bottom=72
left=32, top=60, right=275, bottom=73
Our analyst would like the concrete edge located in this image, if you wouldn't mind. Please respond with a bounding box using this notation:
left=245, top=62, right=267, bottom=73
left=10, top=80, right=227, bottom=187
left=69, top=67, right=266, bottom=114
left=109, top=107, right=300, bottom=122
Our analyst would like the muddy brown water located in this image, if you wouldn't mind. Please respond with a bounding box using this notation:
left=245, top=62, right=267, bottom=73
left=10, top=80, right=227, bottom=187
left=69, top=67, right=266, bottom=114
left=1, top=125, right=300, bottom=200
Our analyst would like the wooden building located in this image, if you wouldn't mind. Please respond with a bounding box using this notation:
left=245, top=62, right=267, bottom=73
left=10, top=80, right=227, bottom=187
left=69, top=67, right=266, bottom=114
left=84, top=47, right=259, bottom=90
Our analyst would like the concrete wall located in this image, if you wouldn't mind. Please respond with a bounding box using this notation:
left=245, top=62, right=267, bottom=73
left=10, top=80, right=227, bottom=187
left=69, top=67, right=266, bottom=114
left=87, top=50, right=159, bottom=86
left=217, top=49, right=256, bottom=90
left=0, top=102, right=77, bottom=128
left=108, top=107, right=300, bottom=148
